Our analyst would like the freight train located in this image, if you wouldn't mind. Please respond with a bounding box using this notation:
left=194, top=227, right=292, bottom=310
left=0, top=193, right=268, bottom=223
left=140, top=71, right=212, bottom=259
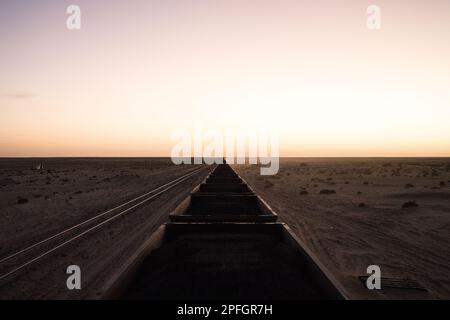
left=102, top=164, right=347, bottom=299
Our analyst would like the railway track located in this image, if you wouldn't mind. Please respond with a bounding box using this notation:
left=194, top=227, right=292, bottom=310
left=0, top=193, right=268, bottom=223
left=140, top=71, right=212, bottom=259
left=0, top=165, right=211, bottom=283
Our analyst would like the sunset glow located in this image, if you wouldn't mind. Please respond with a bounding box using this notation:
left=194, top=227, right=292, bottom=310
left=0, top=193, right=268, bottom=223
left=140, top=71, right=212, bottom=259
left=1, top=0, right=449, bottom=157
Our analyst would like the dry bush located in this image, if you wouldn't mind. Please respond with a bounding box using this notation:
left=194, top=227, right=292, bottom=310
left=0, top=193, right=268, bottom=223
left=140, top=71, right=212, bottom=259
left=402, top=201, right=418, bottom=208
left=319, top=189, right=336, bottom=195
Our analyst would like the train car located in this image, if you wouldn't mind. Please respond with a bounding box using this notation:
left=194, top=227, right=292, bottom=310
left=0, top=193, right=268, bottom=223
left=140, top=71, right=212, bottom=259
left=102, top=222, right=347, bottom=299
left=169, top=165, right=278, bottom=223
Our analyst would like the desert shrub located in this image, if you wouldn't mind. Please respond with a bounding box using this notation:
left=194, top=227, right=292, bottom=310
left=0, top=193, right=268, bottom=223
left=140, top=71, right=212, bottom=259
left=402, top=201, right=418, bottom=208
left=319, top=189, right=336, bottom=195
left=404, top=183, right=414, bottom=189
left=17, top=196, right=28, bottom=204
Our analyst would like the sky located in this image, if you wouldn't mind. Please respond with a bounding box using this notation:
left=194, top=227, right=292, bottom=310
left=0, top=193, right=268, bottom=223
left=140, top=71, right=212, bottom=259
left=0, top=0, right=449, bottom=157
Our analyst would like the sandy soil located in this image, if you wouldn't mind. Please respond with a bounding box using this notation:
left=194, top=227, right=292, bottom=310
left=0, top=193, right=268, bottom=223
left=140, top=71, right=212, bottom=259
left=0, top=158, right=211, bottom=299
left=234, top=158, right=450, bottom=299
left=0, top=158, right=188, bottom=256
left=1, top=158, right=448, bottom=299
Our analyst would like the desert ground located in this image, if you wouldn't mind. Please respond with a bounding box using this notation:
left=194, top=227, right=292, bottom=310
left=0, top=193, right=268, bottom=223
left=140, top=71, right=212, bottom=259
left=0, top=158, right=210, bottom=299
left=234, top=158, right=450, bottom=299
left=0, top=157, right=448, bottom=299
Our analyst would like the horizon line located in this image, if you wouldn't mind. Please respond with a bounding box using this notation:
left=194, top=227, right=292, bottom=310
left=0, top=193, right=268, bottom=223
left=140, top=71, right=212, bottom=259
left=1, top=156, right=450, bottom=159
